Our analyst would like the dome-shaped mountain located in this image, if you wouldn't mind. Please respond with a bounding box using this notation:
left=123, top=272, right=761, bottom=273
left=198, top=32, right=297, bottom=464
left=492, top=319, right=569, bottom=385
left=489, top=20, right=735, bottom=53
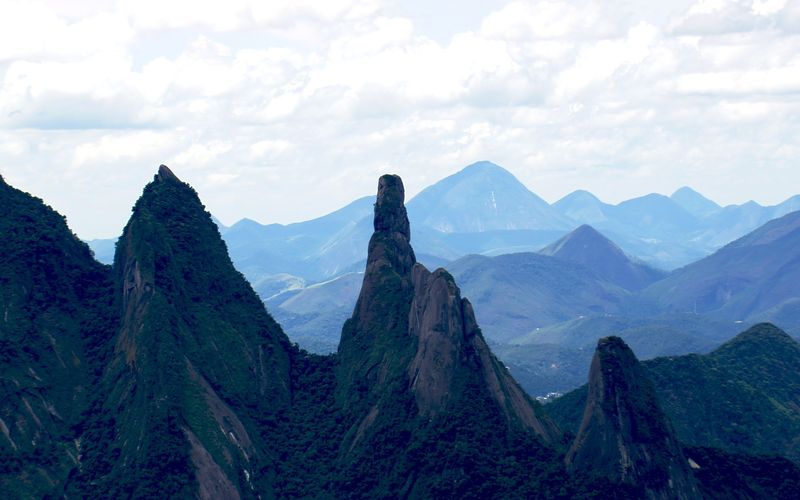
left=407, top=161, right=570, bottom=232
left=539, top=224, right=666, bottom=291
left=553, top=189, right=612, bottom=224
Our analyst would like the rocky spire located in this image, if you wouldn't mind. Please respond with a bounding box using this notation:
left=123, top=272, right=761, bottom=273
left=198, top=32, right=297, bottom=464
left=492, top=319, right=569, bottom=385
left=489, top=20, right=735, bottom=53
left=156, top=164, right=180, bottom=183
left=336, top=175, right=417, bottom=402
left=566, top=336, right=699, bottom=499
left=406, top=264, right=559, bottom=441
left=336, top=173, right=558, bottom=464
left=373, top=174, right=410, bottom=237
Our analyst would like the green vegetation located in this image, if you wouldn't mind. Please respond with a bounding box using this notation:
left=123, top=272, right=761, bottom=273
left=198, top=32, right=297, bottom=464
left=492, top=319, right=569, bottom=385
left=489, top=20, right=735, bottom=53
left=2, top=170, right=797, bottom=498
left=548, top=324, right=800, bottom=463
left=686, top=446, right=800, bottom=499
left=0, top=177, right=114, bottom=498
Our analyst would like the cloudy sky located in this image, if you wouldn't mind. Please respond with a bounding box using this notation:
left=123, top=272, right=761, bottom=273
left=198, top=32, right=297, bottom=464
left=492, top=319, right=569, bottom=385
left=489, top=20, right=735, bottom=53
left=1, top=0, right=799, bottom=238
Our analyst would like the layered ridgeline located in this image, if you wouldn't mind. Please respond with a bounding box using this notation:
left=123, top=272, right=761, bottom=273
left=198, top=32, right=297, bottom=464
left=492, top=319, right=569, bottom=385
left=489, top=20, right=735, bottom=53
left=334, top=175, right=564, bottom=496
left=641, top=210, right=800, bottom=330
left=565, top=337, right=700, bottom=499
left=68, top=166, right=296, bottom=497
left=0, top=175, right=114, bottom=497
left=5, top=168, right=799, bottom=497
left=549, top=324, right=800, bottom=464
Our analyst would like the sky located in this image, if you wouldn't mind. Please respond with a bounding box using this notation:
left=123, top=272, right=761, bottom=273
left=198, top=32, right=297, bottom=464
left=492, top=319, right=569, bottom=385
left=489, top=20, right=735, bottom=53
left=0, top=0, right=799, bottom=239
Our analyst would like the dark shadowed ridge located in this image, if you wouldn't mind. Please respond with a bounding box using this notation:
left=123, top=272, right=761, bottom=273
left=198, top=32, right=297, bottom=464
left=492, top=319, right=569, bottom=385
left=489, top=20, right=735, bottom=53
left=550, top=323, right=800, bottom=464
left=0, top=174, right=114, bottom=497
left=69, top=165, right=294, bottom=498
left=334, top=173, right=561, bottom=497
left=566, top=336, right=700, bottom=499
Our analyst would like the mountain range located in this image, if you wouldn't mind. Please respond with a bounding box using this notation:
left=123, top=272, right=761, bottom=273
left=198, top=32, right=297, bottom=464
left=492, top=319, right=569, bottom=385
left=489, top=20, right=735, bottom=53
left=3, top=168, right=799, bottom=497
left=88, top=161, right=800, bottom=282
left=261, top=207, right=800, bottom=398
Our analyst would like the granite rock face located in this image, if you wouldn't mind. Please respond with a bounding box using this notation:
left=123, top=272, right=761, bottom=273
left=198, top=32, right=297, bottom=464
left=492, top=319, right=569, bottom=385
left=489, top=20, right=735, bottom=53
left=337, top=174, right=559, bottom=471
left=566, top=336, right=700, bottom=499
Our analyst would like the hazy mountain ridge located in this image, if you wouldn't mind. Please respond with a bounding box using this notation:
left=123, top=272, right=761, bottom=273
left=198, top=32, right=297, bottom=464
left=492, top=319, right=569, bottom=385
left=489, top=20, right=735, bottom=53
left=87, top=161, right=798, bottom=278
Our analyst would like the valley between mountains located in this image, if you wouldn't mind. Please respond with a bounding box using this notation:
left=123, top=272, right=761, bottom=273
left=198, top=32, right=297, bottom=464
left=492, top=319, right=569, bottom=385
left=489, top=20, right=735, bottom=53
left=2, top=164, right=799, bottom=498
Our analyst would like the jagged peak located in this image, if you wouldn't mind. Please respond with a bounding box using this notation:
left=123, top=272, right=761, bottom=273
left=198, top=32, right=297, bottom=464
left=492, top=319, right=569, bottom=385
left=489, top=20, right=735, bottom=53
left=596, top=334, right=630, bottom=355
left=567, top=335, right=699, bottom=496
left=374, top=174, right=410, bottom=239
left=156, top=164, right=180, bottom=183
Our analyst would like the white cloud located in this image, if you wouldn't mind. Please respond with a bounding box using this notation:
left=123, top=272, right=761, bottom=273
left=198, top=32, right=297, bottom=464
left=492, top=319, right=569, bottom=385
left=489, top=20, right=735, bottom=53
left=1, top=0, right=800, bottom=238
left=0, top=1, right=134, bottom=60
left=73, top=131, right=176, bottom=166
left=171, top=141, right=233, bottom=168
left=674, top=65, right=800, bottom=94
left=554, top=23, right=660, bottom=100
left=480, top=1, right=622, bottom=40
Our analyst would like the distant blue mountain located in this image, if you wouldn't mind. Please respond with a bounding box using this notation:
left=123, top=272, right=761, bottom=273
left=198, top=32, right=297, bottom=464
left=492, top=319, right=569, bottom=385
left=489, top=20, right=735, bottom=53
left=540, top=225, right=666, bottom=291
left=86, top=162, right=799, bottom=296
left=407, top=161, right=570, bottom=232
left=641, top=209, right=800, bottom=329
left=670, top=186, right=721, bottom=217
left=553, top=190, right=611, bottom=225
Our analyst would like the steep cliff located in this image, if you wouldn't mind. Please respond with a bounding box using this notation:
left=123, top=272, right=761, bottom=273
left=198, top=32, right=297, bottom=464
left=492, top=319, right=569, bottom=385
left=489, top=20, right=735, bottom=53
left=565, top=336, right=699, bottom=499
left=0, top=174, right=114, bottom=497
left=69, top=166, right=293, bottom=498
left=335, top=174, right=560, bottom=497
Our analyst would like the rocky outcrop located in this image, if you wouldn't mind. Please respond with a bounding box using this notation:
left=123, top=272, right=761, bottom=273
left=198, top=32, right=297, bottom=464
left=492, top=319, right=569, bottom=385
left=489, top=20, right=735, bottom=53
left=407, top=264, right=558, bottom=440
left=337, top=175, right=417, bottom=402
left=335, top=173, right=559, bottom=498
left=566, top=336, right=699, bottom=499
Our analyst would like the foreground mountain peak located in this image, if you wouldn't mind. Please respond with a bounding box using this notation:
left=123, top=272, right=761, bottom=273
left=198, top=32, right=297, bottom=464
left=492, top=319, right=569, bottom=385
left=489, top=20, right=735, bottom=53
left=336, top=173, right=559, bottom=494
left=80, top=165, right=293, bottom=496
left=566, top=336, right=699, bottom=498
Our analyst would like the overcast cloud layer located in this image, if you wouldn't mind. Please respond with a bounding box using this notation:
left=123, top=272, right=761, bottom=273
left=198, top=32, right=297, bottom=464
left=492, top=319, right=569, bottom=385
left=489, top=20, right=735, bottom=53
left=1, top=0, right=799, bottom=238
